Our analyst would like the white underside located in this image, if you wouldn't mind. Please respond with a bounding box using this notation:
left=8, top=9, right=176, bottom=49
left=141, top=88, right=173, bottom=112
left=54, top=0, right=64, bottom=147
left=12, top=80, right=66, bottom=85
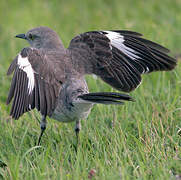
left=51, top=98, right=93, bottom=123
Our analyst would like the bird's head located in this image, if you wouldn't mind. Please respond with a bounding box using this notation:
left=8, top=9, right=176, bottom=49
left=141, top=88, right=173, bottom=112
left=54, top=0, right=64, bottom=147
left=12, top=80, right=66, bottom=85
left=15, top=26, right=64, bottom=49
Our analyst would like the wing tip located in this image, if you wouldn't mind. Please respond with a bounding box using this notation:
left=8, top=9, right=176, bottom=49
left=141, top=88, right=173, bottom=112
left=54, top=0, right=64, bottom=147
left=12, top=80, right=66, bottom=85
left=7, top=56, right=18, bottom=76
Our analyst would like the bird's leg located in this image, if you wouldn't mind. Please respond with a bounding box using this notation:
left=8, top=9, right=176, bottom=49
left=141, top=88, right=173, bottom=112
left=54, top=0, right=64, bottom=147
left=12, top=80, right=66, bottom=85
left=75, top=120, right=81, bottom=143
left=37, top=115, right=47, bottom=145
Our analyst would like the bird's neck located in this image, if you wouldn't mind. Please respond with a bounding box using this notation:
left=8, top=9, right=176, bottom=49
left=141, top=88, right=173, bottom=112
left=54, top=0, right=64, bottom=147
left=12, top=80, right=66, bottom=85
left=42, top=41, right=65, bottom=50
left=33, top=36, right=65, bottom=51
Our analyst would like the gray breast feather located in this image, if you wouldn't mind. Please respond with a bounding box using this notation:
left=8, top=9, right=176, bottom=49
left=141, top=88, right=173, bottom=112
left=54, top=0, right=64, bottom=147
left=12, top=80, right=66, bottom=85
left=52, top=98, right=93, bottom=122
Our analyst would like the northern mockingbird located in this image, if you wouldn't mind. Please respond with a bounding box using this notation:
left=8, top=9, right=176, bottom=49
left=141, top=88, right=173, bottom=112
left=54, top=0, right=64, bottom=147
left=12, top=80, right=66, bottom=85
left=6, top=27, right=177, bottom=144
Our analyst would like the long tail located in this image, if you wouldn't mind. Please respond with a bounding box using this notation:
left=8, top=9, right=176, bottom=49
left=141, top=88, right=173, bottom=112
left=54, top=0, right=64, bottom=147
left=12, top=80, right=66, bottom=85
left=78, top=92, right=134, bottom=105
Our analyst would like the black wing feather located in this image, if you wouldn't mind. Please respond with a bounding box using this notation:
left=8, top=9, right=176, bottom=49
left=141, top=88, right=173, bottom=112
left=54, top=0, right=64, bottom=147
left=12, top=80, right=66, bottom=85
left=78, top=92, right=134, bottom=105
left=34, top=74, right=40, bottom=111
left=7, top=68, right=18, bottom=104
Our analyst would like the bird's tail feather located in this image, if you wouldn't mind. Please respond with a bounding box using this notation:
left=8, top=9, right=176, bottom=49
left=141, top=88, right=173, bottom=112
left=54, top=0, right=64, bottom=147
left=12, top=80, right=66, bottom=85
left=78, top=92, right=134, bottom=105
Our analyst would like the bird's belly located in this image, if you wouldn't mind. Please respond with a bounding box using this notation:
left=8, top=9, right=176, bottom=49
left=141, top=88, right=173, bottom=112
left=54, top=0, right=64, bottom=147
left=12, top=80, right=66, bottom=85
left=51, top=101, right=93, bottom=123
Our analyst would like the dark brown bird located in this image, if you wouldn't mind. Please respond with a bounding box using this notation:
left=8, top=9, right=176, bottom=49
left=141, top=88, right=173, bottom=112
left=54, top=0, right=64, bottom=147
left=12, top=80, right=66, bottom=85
left=6, top=27, right=177, bottom=144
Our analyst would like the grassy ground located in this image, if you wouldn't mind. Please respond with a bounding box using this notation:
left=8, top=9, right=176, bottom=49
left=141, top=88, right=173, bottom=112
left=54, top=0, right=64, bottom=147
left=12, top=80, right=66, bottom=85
left=0, top=0, right=181, bottom=179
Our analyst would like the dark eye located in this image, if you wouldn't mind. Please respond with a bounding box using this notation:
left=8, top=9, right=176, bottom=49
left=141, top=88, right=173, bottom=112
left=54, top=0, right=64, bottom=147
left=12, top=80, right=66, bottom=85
left=29, top=33, right=34, bottom=40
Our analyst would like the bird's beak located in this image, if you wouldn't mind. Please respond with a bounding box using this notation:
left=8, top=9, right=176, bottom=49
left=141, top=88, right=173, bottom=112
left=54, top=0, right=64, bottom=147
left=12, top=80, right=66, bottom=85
left=15, top=34, right=27, bottom=40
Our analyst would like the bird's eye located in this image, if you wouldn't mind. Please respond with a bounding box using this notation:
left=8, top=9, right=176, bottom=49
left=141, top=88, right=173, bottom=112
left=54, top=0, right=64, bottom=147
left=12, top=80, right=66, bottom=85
left=29, top=33, right=34, bottom=40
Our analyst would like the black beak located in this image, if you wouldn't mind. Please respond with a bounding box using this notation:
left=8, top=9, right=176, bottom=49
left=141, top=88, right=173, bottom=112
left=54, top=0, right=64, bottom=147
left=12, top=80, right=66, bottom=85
left=15, top=34, right=27, bottom=39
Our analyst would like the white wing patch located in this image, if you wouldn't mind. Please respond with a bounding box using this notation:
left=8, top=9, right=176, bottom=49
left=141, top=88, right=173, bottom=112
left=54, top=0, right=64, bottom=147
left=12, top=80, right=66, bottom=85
left=17, top=54, right=35, bottom=94
left=104, top=31, right=140, bottom=60
left=142, top=67, right=150, bottom=74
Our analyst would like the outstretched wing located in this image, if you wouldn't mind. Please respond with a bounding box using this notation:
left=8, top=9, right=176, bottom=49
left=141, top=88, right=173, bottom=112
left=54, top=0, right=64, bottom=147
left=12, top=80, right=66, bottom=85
left=7, top=48, right=63, bottom=119
left=68, top=30, right=177, bottom=92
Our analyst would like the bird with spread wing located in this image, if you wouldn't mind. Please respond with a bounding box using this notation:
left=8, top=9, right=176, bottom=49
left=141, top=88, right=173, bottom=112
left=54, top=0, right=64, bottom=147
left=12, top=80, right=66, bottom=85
left=6, top=27, right=177, bottom=144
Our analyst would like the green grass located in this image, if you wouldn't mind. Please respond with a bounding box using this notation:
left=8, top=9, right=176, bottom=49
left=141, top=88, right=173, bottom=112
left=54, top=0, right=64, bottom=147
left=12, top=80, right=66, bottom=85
left=0, top=0, right=181, bottom=179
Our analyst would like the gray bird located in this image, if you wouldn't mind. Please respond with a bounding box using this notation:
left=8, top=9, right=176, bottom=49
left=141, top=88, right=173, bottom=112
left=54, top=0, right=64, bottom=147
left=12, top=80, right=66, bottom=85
left=6, top=27, right=177, bottom=144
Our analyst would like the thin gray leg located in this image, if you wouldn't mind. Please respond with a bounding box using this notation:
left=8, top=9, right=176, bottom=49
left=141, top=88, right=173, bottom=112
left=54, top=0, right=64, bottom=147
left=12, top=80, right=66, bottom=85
left=37, top=115, right=47, bottom=145
left=75, top=120, right=81, bottom=140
